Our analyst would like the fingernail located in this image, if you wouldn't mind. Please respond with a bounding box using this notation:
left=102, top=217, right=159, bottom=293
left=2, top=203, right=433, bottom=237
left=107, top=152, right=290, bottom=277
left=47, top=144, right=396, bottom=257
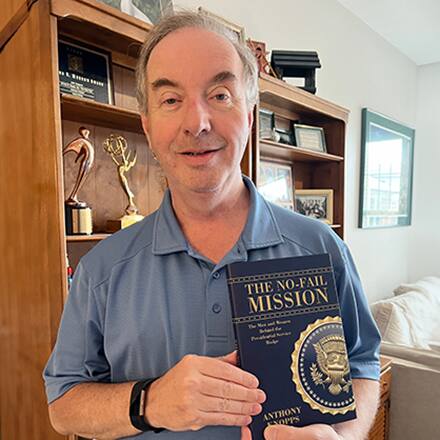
left=264, top=426, right=275, bottom=440
left=252, top=403, right=262, bottom=415
left=257, top=390, right=267, bottom=402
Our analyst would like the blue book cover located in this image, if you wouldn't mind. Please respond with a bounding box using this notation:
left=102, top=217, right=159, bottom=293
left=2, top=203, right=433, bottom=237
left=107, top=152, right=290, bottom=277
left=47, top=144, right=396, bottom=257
left=226, top=254, right=356, bottom=439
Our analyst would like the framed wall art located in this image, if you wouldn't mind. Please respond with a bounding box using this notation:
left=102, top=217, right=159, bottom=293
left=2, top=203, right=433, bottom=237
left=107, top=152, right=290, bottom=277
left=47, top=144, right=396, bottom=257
left=359, top=108, right=415, bottom=228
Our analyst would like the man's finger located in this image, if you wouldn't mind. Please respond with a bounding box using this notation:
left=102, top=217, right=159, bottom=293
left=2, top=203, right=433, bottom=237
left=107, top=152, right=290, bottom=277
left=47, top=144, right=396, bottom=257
left=265, top=425, right=294, bottom=440
left=241, top=426, right=252, bottom=440
left=199, top=411, right=252, bottom=427
left=200, top=375, right=266, bottom=403
left=195, top=393, right=262, bottom=416
left=199, top=357, right=259, bottom=389
left=264, top=424, right=338, bottom=440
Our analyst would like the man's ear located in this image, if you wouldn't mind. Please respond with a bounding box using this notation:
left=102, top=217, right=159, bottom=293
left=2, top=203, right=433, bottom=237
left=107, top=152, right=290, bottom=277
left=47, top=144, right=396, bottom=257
left=247, top=106, right=254, bottom=131
left=141, top=114, right=149, bottom=136
left=140, top=114, right=153, bottom=148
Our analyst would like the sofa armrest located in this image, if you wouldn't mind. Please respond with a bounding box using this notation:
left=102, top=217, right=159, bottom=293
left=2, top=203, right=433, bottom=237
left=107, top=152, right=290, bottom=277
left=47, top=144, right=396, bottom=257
left=380, top=341, right=440, bottom=370
left=381, top=349, right=440, bottom=440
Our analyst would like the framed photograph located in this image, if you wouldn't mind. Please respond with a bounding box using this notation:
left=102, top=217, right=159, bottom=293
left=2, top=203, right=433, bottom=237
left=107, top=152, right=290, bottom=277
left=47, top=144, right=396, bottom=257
left=293, top=123, right=327, bottom=153
left=96, top=0, right=173, bottom=24
left=258, top=161, right=294, bottom=211
left=294, top=189, right=334, bottom=224
left=259, top=108, right=274, bottom=140
left=359, top=108, right=415, bottom=228
left=198, top=7, right=246, bottom=43
left=58, top=39, right=114, bottom=104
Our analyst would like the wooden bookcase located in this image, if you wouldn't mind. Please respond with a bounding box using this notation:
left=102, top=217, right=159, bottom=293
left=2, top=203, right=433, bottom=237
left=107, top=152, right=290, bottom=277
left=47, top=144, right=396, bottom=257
left=0, top=0, right=157, bottom=438
left=1, top=1, right=387, bottom=438
left=253, top=73, right=348, bottom=239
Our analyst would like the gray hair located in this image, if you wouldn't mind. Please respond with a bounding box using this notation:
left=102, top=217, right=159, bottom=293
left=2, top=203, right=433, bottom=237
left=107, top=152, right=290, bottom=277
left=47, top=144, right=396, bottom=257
left=135, top=10, right=258, bottom=114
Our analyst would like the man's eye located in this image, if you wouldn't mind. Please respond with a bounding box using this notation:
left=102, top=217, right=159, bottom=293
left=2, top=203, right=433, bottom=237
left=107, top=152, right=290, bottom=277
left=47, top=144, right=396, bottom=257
left=163, top=98, right=178, bottom=105
left=214, top=93, right=230, bottom=101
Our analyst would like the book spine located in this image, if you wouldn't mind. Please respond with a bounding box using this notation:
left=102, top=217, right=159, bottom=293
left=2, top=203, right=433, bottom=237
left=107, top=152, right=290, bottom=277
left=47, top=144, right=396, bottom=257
left=226, top=266, right=242, bottom=369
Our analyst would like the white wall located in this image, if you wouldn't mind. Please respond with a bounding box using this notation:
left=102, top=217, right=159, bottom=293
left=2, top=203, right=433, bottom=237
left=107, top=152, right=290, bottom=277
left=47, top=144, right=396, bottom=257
left=174, top=0, right=420, bottom=302
left=410, top=62, right=440, bottom=280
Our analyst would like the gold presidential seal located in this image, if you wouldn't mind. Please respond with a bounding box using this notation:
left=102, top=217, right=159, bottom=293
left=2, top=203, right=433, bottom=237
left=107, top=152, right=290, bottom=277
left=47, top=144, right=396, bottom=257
left=291, top=316, right=355, bottom=415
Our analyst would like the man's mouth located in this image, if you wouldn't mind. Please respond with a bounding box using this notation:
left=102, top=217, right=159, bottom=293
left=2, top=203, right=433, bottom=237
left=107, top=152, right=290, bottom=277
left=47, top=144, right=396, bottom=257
left=180, top=148, right=221, bottom=156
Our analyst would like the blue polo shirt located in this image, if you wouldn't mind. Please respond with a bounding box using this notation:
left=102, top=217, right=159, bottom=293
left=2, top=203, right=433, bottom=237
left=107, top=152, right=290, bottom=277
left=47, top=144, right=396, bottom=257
left=44, top=176, right=380, bottom=439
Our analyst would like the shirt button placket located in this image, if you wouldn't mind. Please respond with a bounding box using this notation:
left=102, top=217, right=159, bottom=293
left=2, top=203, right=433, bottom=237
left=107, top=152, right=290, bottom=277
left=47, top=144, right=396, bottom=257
left=206, top=269, right=228, bottom=342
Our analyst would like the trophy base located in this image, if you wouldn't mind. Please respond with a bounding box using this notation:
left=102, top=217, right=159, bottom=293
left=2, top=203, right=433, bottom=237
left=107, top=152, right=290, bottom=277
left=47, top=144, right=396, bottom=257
left=65, top=203, right=93, bottom=235
left=106, top=214, right=144, bottom=233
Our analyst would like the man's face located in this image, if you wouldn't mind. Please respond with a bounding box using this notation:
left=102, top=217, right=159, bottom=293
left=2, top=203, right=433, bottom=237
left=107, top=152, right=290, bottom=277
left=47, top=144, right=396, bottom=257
left=141, top=27, right=253, bottom=195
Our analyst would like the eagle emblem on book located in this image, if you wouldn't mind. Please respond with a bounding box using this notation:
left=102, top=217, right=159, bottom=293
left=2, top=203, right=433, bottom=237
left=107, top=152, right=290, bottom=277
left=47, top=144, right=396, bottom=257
left=310, top=335, right=352, bottom=395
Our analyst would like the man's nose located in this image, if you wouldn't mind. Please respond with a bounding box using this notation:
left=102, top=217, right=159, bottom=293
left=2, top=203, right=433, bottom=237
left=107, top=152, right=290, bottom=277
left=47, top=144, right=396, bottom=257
left=182, top=98, right=212, bottom=137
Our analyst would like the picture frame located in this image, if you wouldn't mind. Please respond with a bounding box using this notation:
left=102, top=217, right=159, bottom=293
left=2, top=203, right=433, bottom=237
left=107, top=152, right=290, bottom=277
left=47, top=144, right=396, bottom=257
left=258, top=160, right=294, bottom=211
left=259, top=108, right=275, bottom=140
left=359, top=108, right=415, bottom=228
left=294, top=189, right=333, bottom=224
left=292, top=123, right=327, bottom=153
left=96, top=0, right=173, bottom=24
left=198, top=7, right=246, bottom=43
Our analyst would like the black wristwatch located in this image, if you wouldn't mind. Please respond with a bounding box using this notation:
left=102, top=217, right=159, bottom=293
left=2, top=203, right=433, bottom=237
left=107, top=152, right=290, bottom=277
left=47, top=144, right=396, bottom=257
left=129, top=379, right=164, bottom=433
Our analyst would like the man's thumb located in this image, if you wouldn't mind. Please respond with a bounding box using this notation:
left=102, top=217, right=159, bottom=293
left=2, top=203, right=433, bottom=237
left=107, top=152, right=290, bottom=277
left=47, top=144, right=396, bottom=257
left=218, top=350, right=238, bottom=365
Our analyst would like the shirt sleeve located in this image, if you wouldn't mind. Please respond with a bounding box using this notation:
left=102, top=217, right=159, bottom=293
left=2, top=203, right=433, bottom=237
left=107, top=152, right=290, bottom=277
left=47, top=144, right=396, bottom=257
left=336, top=242, right=381, bottom=381
left=43, top=262, right=111, bottom=403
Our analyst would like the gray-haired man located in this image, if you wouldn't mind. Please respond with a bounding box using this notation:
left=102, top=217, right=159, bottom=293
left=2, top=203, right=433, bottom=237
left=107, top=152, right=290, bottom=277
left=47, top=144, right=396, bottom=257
left=45, top=11, right=380, bottom=440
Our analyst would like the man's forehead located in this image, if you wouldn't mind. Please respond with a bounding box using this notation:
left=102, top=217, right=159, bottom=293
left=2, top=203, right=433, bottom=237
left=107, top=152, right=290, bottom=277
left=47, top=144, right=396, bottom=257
left=146, top=27, right=243, bottom=84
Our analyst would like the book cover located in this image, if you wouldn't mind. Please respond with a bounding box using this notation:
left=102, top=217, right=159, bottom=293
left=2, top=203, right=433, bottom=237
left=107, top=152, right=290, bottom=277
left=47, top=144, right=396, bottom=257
left=226, top=254, right=356, bottom=439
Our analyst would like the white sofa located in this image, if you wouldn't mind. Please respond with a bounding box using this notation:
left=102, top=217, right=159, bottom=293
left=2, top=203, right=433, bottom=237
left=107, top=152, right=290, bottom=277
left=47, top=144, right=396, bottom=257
left=370, top=277, right=440, bottom=440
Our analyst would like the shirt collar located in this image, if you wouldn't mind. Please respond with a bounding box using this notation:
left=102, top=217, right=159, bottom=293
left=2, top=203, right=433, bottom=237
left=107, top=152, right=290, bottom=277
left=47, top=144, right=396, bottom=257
left=152, top=175, right=284, bottom=256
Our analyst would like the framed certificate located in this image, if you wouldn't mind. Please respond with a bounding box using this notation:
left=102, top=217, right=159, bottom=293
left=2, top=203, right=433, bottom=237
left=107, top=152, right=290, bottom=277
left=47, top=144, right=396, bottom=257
left=58, top=39, right=114, bottom=104
left=293, top=124, right=327, bottom=153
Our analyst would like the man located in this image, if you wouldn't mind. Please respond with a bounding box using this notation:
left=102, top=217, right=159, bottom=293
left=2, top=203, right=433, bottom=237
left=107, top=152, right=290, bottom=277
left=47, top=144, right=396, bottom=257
left=44, top=11, right=381, bottom=440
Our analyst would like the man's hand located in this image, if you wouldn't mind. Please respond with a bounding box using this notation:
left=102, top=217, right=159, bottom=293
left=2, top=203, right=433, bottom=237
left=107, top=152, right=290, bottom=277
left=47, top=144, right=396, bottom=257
left=264, top=424, right=343, bottom=440
left=145, top=351, right=266, bottom=432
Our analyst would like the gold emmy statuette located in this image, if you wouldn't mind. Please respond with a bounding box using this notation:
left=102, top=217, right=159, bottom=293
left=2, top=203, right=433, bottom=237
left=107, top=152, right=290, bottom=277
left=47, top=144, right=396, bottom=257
left=103, top=134, right=144, bottom=232
left=63, top=127, right=95, bottom=235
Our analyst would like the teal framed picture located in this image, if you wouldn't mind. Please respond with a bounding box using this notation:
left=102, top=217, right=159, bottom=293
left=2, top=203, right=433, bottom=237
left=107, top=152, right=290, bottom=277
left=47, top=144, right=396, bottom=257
left=359, top=109, right=415, bottom=228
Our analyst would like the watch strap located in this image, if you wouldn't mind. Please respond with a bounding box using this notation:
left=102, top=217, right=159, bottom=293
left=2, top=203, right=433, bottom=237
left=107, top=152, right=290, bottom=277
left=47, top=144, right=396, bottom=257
left=129, top=379, right=164, bottom=433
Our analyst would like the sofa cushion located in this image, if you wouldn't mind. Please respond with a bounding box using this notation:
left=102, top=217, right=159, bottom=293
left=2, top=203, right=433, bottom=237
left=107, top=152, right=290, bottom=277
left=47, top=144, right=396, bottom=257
left=371, top=289, right=440, bottom=349
left=393, top=276, right=440, bottom=298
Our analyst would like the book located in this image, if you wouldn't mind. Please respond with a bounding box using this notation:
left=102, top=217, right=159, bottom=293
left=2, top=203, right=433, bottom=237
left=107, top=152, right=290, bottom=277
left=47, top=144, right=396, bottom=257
left=226, top=254, right=356, bottom=439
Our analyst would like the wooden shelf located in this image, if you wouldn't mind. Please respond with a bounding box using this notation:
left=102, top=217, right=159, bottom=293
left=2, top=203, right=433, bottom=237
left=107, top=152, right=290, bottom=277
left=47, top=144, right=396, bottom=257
left=61, top=94, right=143, bottom=133
left=52, top=0, right=151, bottom=46
left=66, top=233, right=110, bottom=242
left=259, top=73, right=349, bottom=123
left=260, top=139, right=344, bottom=162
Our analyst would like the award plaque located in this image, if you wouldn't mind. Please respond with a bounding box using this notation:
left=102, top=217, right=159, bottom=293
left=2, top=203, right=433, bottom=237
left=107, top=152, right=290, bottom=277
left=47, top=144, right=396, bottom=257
left=58, top=39, right=113, bottom=104
left=63, top=127, right=95, bottom=235
left=103, top=134, right=144, bottom=232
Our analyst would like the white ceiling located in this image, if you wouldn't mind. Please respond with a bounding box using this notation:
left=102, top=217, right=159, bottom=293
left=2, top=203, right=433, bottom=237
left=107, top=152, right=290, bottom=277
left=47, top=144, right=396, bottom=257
left=336, top=0, right=440, bottom=65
